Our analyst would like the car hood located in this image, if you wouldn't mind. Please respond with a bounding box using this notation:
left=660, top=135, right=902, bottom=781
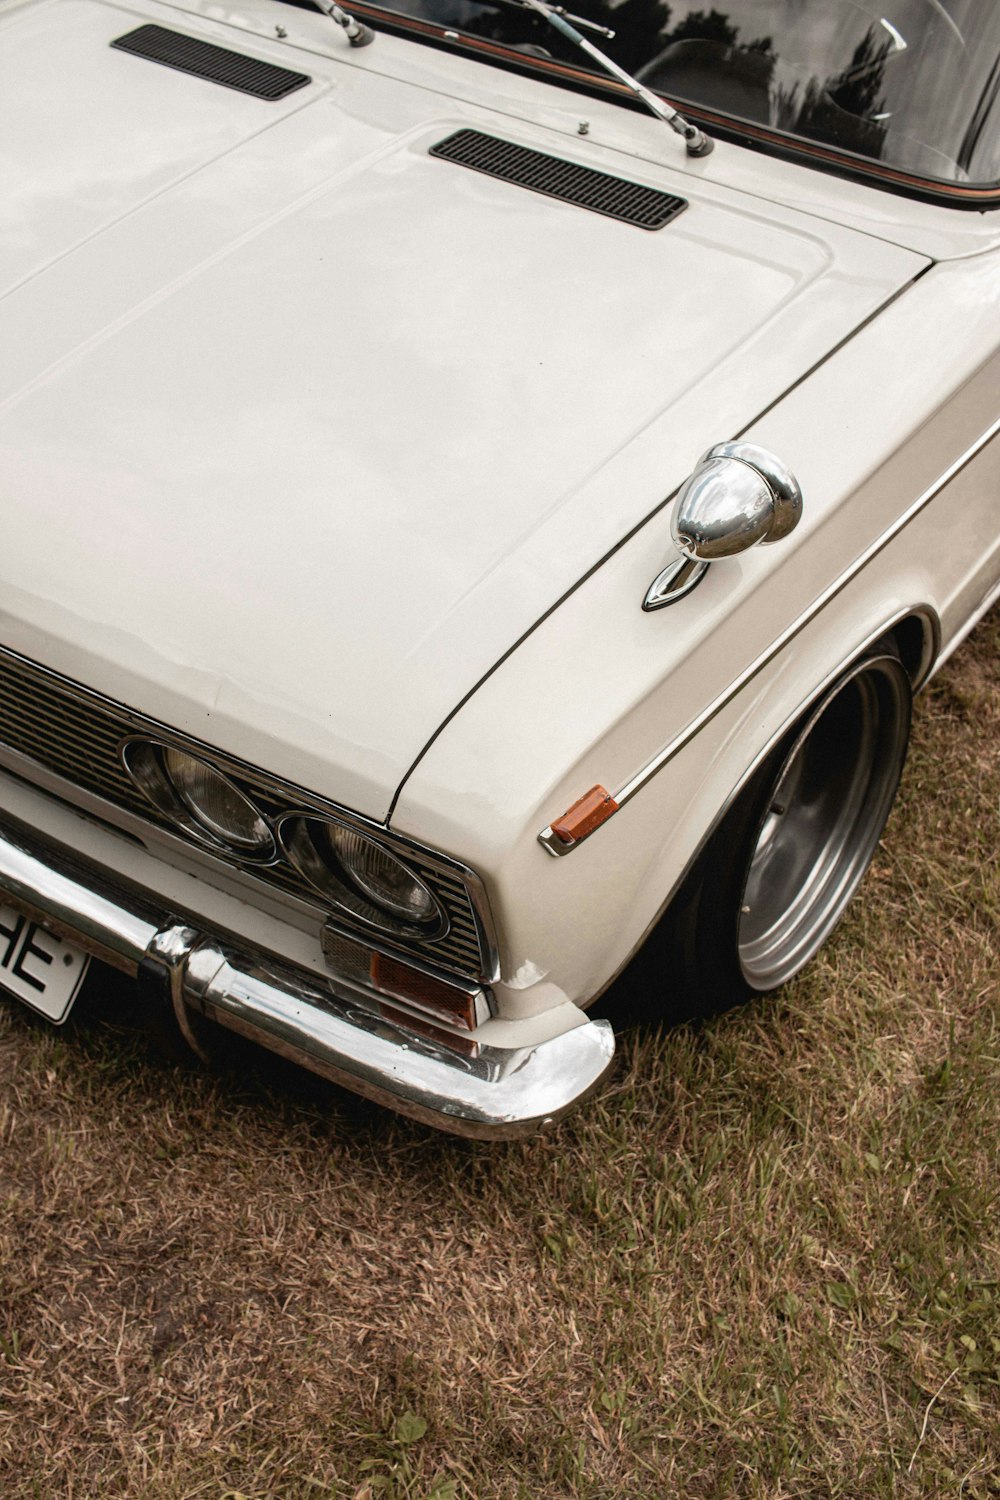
left=0, top=0, right=926, bottom=821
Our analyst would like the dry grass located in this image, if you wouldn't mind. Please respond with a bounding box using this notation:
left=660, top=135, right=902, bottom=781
left=1, top=608, right=998, bottom=1500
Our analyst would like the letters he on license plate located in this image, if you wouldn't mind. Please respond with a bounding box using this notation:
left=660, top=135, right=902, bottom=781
left=0, top=905, right=90, bottom=1023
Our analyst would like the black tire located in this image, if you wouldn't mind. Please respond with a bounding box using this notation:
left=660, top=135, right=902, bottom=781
left=657, top=642, right=912, bottom=1014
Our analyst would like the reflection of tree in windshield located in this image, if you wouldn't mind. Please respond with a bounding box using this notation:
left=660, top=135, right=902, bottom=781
left=605, top=0, right=670, bottom=73
left=778, top=26, right=890, bottom=158
left=665, top=9, right=737, bottom=48
left=629, top=9, right=776, bottom=118
left=409, top=0, right=998, bottom=183
left=447, top=0, right=890, bottom=157
left=439, top=1, right=776, bottom=83
left=624, top=7, right=889, bottom=159
left=610, top=5, right=775, bottom=78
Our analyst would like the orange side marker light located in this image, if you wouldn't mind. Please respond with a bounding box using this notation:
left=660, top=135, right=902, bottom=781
left=550, top=784, right=619, bottom=845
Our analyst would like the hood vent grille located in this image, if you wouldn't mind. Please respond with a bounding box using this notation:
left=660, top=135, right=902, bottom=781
left=111, top=24, right=311, bottom=101
left=430, top=129, right=687, bottom=230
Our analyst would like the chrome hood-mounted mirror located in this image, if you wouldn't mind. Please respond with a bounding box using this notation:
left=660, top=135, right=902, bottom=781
left=644, top=443, right=803, bottom=610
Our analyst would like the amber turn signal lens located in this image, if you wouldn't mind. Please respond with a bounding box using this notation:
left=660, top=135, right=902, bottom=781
left=550, top=785, right=619, bottom=845
left=370, top=951, right=480, bottom=1030
left=322, top=929, right=484, bottom=1033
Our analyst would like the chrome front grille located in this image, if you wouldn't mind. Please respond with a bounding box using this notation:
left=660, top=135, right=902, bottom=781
left=0, top=647, right=492, bottom=981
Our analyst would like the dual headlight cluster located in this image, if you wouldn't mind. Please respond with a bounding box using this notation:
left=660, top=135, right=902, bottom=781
left=121, top=740, right=444, bottom=938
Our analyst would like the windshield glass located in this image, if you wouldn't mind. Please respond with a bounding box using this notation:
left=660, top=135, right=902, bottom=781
left=344, top=0, right=1000, bottom=192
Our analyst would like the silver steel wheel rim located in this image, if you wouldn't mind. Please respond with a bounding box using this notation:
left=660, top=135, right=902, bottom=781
left=737, top=653, right=910, bottom=990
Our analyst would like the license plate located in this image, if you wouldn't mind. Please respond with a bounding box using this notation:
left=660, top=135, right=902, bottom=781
left=0, top=905, right=90, bottom=1023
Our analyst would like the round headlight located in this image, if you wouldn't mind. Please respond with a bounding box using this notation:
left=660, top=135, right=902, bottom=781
left=327, top=824, right=439, bottom=924
left=162, top=749, right=273, bottom=855
left=278, top=815, right=446, bottom=937
left=122, top=739, right=275, bottom=861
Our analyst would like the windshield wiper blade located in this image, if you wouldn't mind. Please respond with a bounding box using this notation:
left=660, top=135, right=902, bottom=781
left=520, top=0, right=712, bottom=156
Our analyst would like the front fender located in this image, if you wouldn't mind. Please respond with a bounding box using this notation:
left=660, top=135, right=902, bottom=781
left=390, top=252, right=1000, bottom=1019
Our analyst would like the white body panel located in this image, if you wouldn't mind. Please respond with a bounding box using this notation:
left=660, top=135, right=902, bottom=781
left=395, top=251, right=1000, bottom=1016
left=0, top=0, right=923, bottom=818
left=1, top=0, right=999, bottom=1126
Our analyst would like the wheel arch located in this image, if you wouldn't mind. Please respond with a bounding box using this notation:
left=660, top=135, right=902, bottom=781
left=894, top=607, right=939, bottom=689
left=588, top=603, right=938, bottom=1007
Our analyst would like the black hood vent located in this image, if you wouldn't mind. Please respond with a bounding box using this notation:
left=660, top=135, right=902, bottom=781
left=111, top=24, right=311, bottom=101
left=430, top=129, right=687, bottom=230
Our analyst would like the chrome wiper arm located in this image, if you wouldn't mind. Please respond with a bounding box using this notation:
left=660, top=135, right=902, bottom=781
left=519, top=0, right=712, bottom=156
left=311, top=0, right=375, bottom=46
left=488, top=0, right=615, bottom=40
left=531, top=3, right=614, bottom=38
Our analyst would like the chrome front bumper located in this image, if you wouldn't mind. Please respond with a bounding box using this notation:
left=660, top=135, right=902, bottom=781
left=0, top=814, right=614, bottom=1138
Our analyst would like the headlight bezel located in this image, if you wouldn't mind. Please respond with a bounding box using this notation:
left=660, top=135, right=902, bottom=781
left=120, top=736, right=453, bottom=945
left=277, top=812, right=449, bottom=941
left=121, top=737, right=278, bottom=863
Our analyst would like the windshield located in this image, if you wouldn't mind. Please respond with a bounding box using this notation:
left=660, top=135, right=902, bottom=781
left=323, top=0, right=1000, bottom=199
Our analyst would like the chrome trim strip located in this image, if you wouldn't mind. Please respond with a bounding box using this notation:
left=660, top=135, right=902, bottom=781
left=0, top=814, right=609, bottom=1137
left=927, top=570, right=1000, bottom=679
left=617, top=423, right=999, bottom=807
left=540, top=420, right=1000, bottom=855
left=541, top=604, right=938, bottom=864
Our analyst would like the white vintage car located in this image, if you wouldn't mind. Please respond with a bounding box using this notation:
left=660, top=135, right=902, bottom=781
left=1, top=0, right=997, bottom=1134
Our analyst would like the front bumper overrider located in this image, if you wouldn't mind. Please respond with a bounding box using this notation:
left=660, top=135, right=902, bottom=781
left=0, top=813, right=614, bottom=1137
